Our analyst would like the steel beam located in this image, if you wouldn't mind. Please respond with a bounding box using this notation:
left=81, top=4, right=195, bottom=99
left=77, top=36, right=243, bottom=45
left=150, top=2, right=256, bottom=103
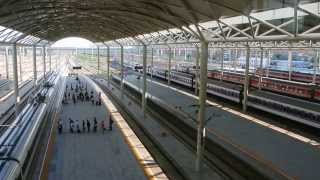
left=242, top=45, right=250, bottom=112
left=195, top=40, right=208, bottom=172
left=12, top=43, right=19, bottom=115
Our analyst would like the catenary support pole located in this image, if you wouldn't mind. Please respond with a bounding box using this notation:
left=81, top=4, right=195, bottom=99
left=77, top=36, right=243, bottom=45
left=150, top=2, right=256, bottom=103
left=195, top=40, right=208, bottom=172
left=242, top=45, right=250, bottom=112
left=142, top=45, right=147, bottom=118
left=168, top=47, right=172, bottom=85
left=32, top=45, right=37, bottom=86
left=195, top=46, right=200, bottom=95
left=288, top=49, right=292, bottom=81
left=42, top=46, right=46, bottom=80
left=5, top=47, right=9, bottom=79
left=12, top=43, right=19, bottom=115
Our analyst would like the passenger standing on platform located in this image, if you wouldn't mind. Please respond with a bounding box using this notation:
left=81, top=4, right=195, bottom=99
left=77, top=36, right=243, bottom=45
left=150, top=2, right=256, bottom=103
left=72, top=93, right=76, bottom=104
left=109, top=115, right=114, bottom=131
left=76, top=120, right=81, bottom=133
left=58, top=119, right=63, bottom=134
left=101, top=120, right=106, bottom=133
left=93, top=117, right=98, bottom=132
left=82, top=120, right=86, bottom=132
left=69, top=118, right=74, bottom=133
left=86, top=119, right=91, bottom=132
left=91, top=97, right=95, bottom=105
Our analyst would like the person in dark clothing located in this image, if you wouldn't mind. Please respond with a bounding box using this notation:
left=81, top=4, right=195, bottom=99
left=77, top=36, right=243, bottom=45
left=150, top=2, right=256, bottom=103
left=69, top=118, right=74, bottom=133
left=82, top=120, right=86, bottom=132
left=101, top=120, right=106, bottom=133
left=86, top=119, right=91, bottom=132
left=93, top=117, right=98, bottom=132
left=76, top=120, right=81, bottom=133
left=72, top=93, right=76, bottom=104
left=58, top=119, right=63, bottom=134
left=109, top=115, right=114, bottom=131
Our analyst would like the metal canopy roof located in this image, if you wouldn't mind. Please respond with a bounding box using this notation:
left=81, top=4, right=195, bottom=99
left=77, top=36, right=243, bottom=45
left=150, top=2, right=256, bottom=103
left=0, top=0, right=318, bottom=47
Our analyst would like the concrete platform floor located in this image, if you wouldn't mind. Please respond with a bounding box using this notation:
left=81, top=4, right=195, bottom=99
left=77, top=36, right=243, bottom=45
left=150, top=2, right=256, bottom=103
left=48, top=76, right=147, bottom=180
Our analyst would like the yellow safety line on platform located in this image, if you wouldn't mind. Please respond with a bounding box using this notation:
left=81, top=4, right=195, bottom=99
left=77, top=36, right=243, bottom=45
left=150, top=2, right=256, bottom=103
left=84, top=75, right=169, bottom=180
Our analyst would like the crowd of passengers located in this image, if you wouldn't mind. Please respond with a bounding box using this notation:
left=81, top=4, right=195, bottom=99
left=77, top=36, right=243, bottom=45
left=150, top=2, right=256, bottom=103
left=58, top=76, right=114, bottom=134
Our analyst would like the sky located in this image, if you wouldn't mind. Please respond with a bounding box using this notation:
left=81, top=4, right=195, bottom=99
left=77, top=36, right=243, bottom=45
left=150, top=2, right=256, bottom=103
left=51, top=37, right=96, bottom=48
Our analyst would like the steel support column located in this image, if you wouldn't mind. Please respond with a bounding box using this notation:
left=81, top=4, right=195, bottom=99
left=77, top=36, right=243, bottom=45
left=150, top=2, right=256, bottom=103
left=185, top=48, right=187, bottom=61
left=288, top=49, right=292, bottom=81
left=220, top=48, right=224, bottom=81
left=195, top=46, right=200, bottom=95
left=12, top=43, right=19, bottom=115
left=97, top=46, right=100, bottom=74
left=234, top=49, right=238, bottom=71
left=120, top=45, right=124, bottom=97
left=151, top=47, right=154, bottom=79
left=107, top=46, right=110, bottom=86
left=49, top=48, right=52, bottom=72
left=19, top=46, right=22, bottom=82
left=242, top=45, right=250, bottom=112
left=168, top=47, right=172, bottom=85
left=42, top=46, right=46, bottom=80
left=32, top=45, right=37, bottom=86
left=258, top=48, right=263, bottom=89
left=5, top=47, right=9, bottom=79
left=195, top=41, right=208, bottom=172
left=142, top=45, right=147, bottom=118
left=313, top=50, right=319, bottom=84
left=267, top=49, right=271, bottom=77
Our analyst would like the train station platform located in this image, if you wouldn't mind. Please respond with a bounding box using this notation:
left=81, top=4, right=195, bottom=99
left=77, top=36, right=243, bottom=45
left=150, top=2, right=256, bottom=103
left=93, top=76, right=225, bottom=180
left=47, top=75, right=157, bottom=180
left=111, top=72, right=320, bottom=180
